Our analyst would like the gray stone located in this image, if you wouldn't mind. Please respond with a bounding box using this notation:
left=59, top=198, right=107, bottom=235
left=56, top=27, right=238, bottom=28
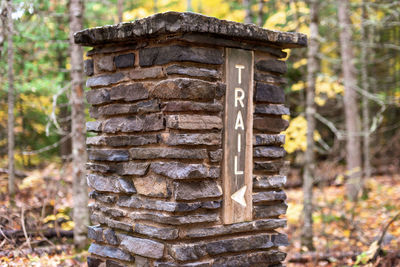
left=84, top=59, right=94, bottom=76
left=86, top=72, right=128, bottom=88
left=97, top=100, right=160, bottom=116
left=215, top=83, right=226, bottom=98
left=133, top=174, right=170, bottom=198
left=256, top=59, right=287, bottom=74
left=134, top=256, right=150, bottom=267
left=254, top=72, right=287, bottom=84
left=114, top=53, right=135, bottom=68
left=183, top=218, right=286, bottom=238
left=106, top=259, right=125, bottom=267
left=87, top=256, right=104, bottom=267
left=87, top=225, right=103, bottom=242
left=253, top=116, right=289, bottom=133
left=87, top=173, right=136, bottom=194
left=254, top=160, right=284, bottom=172
left=174, top=180, right=222, bottom=200
left=254, top=202, right=288, bottom=218
left=161, top=101, right=223, bottom=112
left=254, top=134, right=285, bottom=146
left=271, top=233, right=289, bottom=247
left=151, top=162, right=219, bottom=179
left=96, top=205, right=126, bottom=218
left=129, top=211, right=219, bottom=225
left=91, top=213, right=132, bottom=232
left=255, top=104, right=290, bottom=115
left=86, top=121, right=102, bottom=132
left=115, top=162, right=149, bottom=176
left=130, top=148, right=207, bottom=160
left=253, top=175, right=287, bottom=189
left=213, top=250, right=286, bottom=267
left=253, top=191, right=287, bottom=203
left=75, top=12, right=307, bottom=48
left=117, top=195, right=201, bottom=212
left=88, top=149, right=130, bottom=162
left=161, top=133, right=221, bottom=146
left=96, top=55, right=115, bottom=71
left=154, top=261, right=211, bottom=267
left=139, top=45, right=223, bottom=66
left=89, top=191, right=117, bottom=203
left=86, top=89, right=111, bottom=105
left=129, top=67, right=165, bottom=80
left=152, top=78, right=217, bottom=100
left=103, top=114, right=164, bottom=133
left=119, top=234, right=165, bottom=259
left=254, top=147, right=286, bottom=158
left=86, top=162, right=114, bottom=173
left=201, top=200, right=222, bottom=209
left=209, top=149, right=222, bottom=163
left=166, top=115, right=222, bottom=130
left=255, top=83, right=285, bottom=103
left=166, top=65, right=220, bottom=79
left=134, top=223, right=179, bottom=240
left=88, top=243, right=134, bottom=262
left=87, top=134, right=159, bottom=147
left=109, top=83, right=149, bottom=102
left=104, top=228, right=119, bottom=245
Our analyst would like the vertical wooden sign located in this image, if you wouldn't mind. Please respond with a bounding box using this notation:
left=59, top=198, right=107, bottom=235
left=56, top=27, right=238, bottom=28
left=223, top=48, right=254, bottom=224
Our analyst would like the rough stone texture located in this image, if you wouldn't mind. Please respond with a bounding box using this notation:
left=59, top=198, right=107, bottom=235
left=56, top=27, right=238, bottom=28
left=253, top=175, right=287, bottom=189
left=166, top=115, right=222, bottom=130
left=253, top=191, right=287, bottom=203
left=114, top=53, right=135, bottom=68
left=130, top=67, right=165, bottom=80
left=152, top=78, right=217, bottom=100
left=174, top=180, right=222, bottom=200
left=86, top=121, right=102, bottom=132
left=256, top=59, right=287, bottom=74
left=209, top=149, right=222, bottom=163
left=96, top=55, right=115, bottom=72
left=151, top=162, right=219, bottom=179
left=75, top=12, right=307, bottom=48
left=109, top=83, right=149, bottom=102
left=104, top=228, right=119, bottom=245
left=134, top=223, right=179, bottom=240
left=89, top=191, right=117, bottom=203
left=254, top=72, right=287, bottom=84
left=97, top=100, right=160, bottom=116
left=87, top=134, right=158, bottom=147
left=86, top=89, right=110, bottom=105
left=255, top=83, right=285, bottom=103
left=134, top=174, right=170, bottom=198
left=119, top=234, right=165, bottom=259
left=129, top=211, right=219, bottom=225
left=254, top=146, right=286, bottom=158
left=84, top=59, right=94, bottom=76
left=106, top=259, right=125, bottom=267
left=161, top=133, right=221, bottom=146
left=91, top=213, right=132, bottom=232
left=254, top=134, right=285, bottom=146
left=87, top=257, right=104, bottom=267
left=166, top=65, right=219, bottom=79
left=254, top=160, right=285, bottom=172
left=255, top=104, right=290, bottom=115
left=213, top=250, right=286, bottom=267
left=254, top=203, right=288, bottom=219
left=139, top=45, right=223, bottom=66
left=86, top=72, right=128, bottom=88
left=87, top=225, right=103, bottom=242
left=103, top=114, right=164, bottom=133
left=88, top=149, right=130, bottom=162
left=86, top=162, right=114, bottom=173
left=87, top=173, right=136, bottom=194
left=253, top=116, right=289, bottom=133
left=115, top=162, right=150, bottom=176
left=162, top=101, right=223, bottom=112
left=88, top=243, right=134, bottom=262
left=131, top=148, right=207, bottom=160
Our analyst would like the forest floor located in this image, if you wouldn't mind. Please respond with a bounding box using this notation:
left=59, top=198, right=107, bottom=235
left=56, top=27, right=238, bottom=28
left=0, top=165, right=399, bottom=266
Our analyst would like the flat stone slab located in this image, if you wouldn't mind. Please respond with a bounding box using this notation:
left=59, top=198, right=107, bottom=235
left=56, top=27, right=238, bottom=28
left=74, top=12, right=307, bottom=48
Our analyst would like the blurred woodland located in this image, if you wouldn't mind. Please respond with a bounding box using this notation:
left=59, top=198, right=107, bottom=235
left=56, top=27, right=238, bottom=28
left=0, top=0, right=399, bottom=266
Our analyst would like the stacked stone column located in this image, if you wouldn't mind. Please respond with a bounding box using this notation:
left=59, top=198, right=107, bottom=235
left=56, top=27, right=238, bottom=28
left=75, top=12, right=306, bottom=267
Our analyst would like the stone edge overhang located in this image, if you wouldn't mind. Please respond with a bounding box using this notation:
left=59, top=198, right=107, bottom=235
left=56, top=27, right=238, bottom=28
left=74, top=11, right=307, bottom=49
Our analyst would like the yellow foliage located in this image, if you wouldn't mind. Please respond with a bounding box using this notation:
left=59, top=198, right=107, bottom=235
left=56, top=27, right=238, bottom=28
left=291, top=81, right=305, bottom=91
left=61, top=221, right=75, bottom=231
left=19, top=173, right=45, bottom=190
left=283, top=115, right=322, bottom=154
left=293, top=58, right=307, bottom=69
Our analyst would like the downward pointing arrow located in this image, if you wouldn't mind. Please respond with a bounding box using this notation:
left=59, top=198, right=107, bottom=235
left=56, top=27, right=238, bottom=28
left=231, top=185, right=247, bottom=207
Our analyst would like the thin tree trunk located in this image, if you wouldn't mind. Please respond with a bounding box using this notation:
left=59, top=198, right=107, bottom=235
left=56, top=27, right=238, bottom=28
left=301, top=0, right=319, bottom=251
left=187, top=0, right=192, bottom=12
left=244, top=0, right=252, bottom=24
left=154, top=0, right=158, bottom=13
left=361, top=0, right=371, bottom=180
left=7, top=0, right=15, bottom=204
left=338, top=0, right=362, bottom=201
left=117, top=0, right=123, bottom=23
left=69, top=0, right=89, bottom=249
left=257, top=0, right=264, bottom=27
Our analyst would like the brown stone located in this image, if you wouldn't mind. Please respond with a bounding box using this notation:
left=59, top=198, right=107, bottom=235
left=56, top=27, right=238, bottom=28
left=161, top=101, right=223, bottom=112
left=256, top=59, right=287, bottom=74
left=129, top=66, right=165, bottom=80
left=151, top=78, right=217, bottom=100
left=151, top=162, right=219, bottom=179
left=166, top=115, right=222, bottom=130
left=161, top=133, right=221, bottom=146
left=174, top=180, right=222, bottom=200
left=103, top=114, right=164, bottom=133
left=130, top=148, right=207, bottom=160
left=253, top=116, right=289, bottom=133
left=134, top=174, right=170, bottom=198
left=109, top=83, right=149, bottom=102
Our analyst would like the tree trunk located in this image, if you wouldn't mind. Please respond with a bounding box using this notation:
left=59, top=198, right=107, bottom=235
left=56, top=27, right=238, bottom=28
left=244, top=0, right=252, bottom=24
left=69, top=0, right=89, bottom=249
left=257, top=0, right=264, bottom=27
left=117, top=0, right=123, bottom=23
left=7, top=0, right=15, bottom=204
left=338, top=0, right=362, bottom=201
left=301, top=0, right=319, bottom=251
left=154, top=0, right=158, bottom=13
left=187, top=0, right=192, bottom=12
left=361, top=0, right=371, bottom=180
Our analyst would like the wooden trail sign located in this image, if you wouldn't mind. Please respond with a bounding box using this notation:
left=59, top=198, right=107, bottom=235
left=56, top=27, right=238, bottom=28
left=223, top=48, right=254, bottom=224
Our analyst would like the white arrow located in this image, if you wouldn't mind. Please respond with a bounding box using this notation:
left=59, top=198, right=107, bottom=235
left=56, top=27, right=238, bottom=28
left=231, top=185, right=247, bottom=207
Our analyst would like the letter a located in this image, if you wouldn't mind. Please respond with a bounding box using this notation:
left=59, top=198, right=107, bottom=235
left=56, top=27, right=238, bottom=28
left=235, top=110, right=245, bottom=130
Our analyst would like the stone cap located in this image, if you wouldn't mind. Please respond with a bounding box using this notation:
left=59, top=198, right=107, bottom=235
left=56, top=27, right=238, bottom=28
left=74, top=11, right=307, bottom=48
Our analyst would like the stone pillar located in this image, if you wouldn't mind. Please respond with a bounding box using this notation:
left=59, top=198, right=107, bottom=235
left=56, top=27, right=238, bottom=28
left=75, top=12, right=306, bottom=267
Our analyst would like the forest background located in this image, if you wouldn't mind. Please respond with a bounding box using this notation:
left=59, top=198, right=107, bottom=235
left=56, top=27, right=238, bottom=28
left=0, top=0, right=399, bottom=266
